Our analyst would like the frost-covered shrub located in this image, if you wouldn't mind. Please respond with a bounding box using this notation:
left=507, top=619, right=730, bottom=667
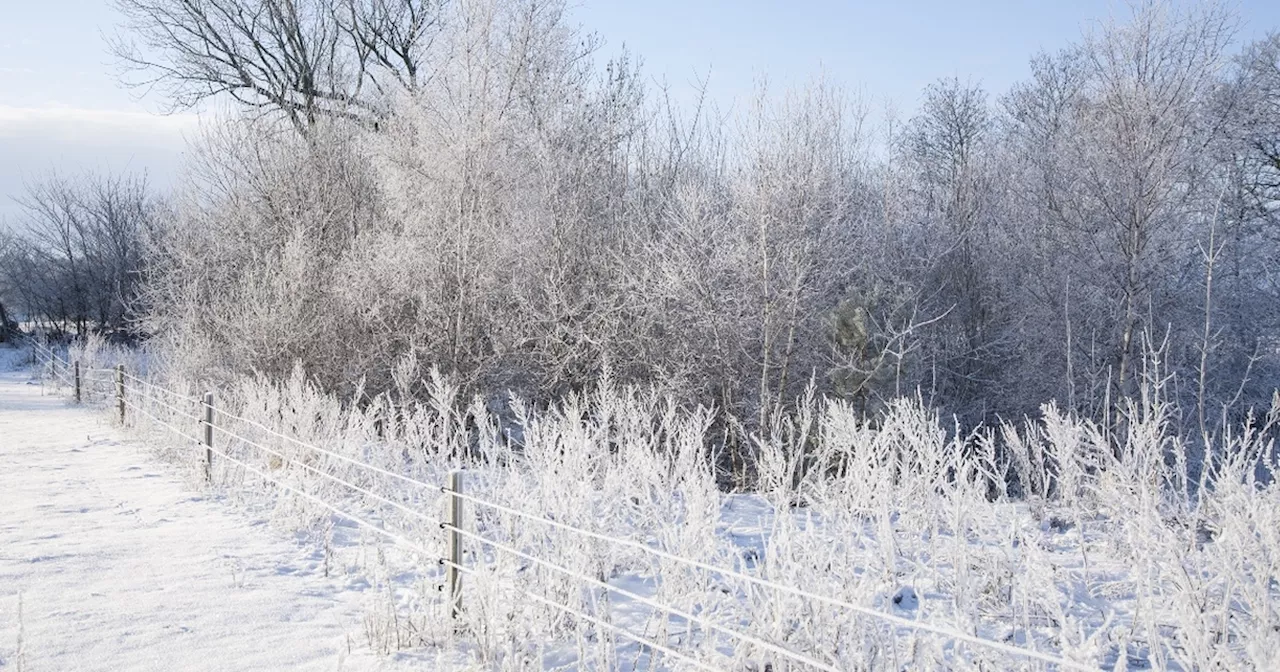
left=92, top=352, right=1280, bottom=669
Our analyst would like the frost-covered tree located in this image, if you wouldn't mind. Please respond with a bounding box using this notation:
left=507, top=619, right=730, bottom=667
left=1003, top=1, right=1237, bottom=422
left=731, top=82, right=869, bottom=427
left=127, top=0, right=1280, bottom=442
left=897, top=77, right=1019, bottom=420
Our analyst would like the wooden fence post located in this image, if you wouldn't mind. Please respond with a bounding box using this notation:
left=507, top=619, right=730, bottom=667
left=445, top=470, right=463, bottom=620
left=203, top=392, right=214, bottom=482
left=74, top=361, right=81, bottom=404
left=115, top=365, right=125, bottom=424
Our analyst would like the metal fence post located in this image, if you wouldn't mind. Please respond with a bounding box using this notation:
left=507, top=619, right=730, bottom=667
left=445, top=470, right=463, bottom=620
left=115, top=365, right=125, bottom=424
left=203, top=392, right=214, bottom=482
left=74, top=361, right=81, bottom=403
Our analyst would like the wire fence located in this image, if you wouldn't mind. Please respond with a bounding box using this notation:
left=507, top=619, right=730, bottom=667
left=27, top=338, right=74, bottom=389
left=23, top=338, right=1099, bottom=672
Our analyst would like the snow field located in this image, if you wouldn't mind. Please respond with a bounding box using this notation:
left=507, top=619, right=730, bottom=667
left=12, top=341, right=1280, bottom=670
left=0, top=350, right=450, bottom=671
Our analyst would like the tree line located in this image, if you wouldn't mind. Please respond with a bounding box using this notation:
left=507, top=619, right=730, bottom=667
left=0, top=172, right=155, bottom=341
left=3, top=0, right=1278, bottom=449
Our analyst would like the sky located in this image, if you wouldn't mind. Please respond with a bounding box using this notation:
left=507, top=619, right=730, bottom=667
left=2, top=0, right=1279, bottom=225
left=0, top=0, right=197, bottom=224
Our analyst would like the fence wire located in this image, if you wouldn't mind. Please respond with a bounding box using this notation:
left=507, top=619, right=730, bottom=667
left=28, top=343, right=1099, bottom=672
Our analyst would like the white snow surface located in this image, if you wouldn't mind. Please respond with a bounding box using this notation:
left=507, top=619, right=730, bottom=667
left=0, top=358, right=403, bottom=671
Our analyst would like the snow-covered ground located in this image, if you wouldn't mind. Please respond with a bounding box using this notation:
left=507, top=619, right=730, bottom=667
left=0, top=353, right=416, bottom=671
left=4, top=341, right=1278, bottom=671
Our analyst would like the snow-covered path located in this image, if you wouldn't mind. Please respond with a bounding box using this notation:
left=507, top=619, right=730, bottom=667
left=0, top=366, right=394, bottom=671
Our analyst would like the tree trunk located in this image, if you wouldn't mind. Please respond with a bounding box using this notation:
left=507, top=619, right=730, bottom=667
left=0, top=300, right=10, bottom=342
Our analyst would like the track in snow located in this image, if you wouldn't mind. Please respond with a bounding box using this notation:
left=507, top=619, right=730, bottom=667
left=0, top=358, right=410, bottom=671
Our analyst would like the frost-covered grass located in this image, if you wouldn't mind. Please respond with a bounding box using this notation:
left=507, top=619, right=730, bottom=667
left=49, top=343, right=1280, bottom=670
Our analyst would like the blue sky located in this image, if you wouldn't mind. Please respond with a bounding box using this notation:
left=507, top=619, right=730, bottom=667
left=1, top=0, right=196, bottom=224
left=2, top=0, right=1279, bottom=224
left=571, top=1, right=1280, bottom=115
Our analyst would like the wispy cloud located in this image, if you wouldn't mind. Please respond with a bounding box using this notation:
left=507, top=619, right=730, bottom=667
left=0, top=105, right=198, bottom=145
left=0, top=106, right=197, bottom=223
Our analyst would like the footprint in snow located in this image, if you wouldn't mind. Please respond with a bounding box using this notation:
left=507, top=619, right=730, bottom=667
left=892, top=586, right=918, bottom=612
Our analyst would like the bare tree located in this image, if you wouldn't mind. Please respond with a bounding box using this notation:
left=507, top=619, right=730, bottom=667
left=1003, top=2, right=1236, bottom=424
left=111, top=0, right=446, bottom=133
left=1235, top=33, right=1280, bottom=200
left=1187, top=30, right=1280, bottom=421
left=2, top=172, right=154, bottom=338
left=1082, top=2, right=1235, bottom=401
left=898, top=77, right=1011, bottom=419
left=732, top=81, right=868, bottom=429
